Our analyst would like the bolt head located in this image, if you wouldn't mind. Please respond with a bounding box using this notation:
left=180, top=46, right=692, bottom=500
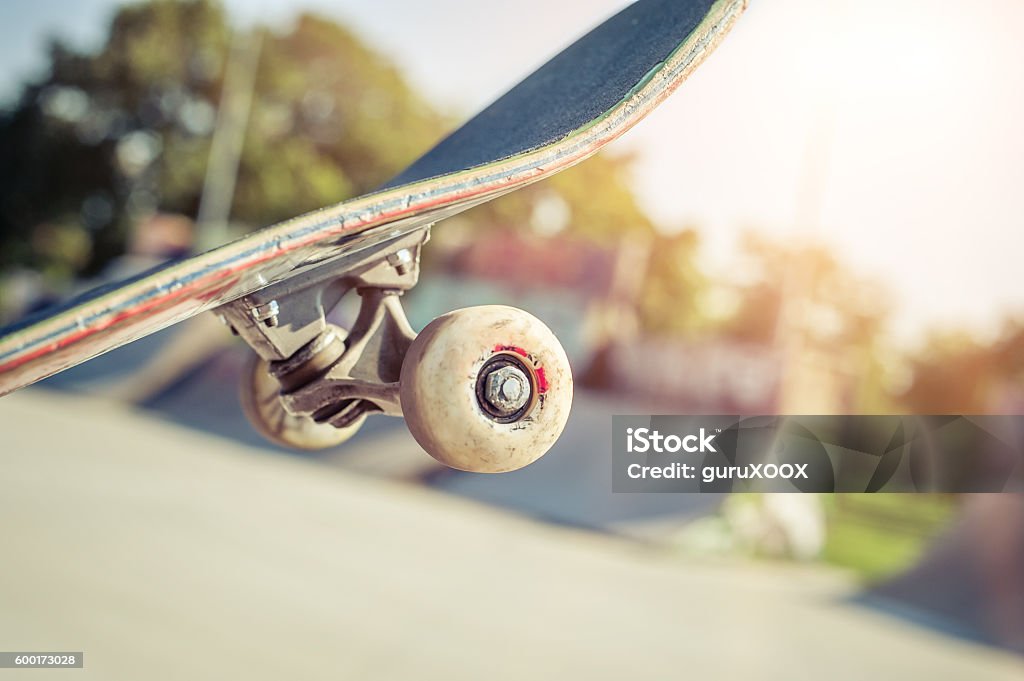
left=251, top=300, right=280, bottom=327
left=387, top=249, right=414, bottom=275
left=482, top=364, right=531, bottom=416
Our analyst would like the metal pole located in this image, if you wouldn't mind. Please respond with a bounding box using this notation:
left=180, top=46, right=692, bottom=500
left=194, top=30, right=263, bottom=252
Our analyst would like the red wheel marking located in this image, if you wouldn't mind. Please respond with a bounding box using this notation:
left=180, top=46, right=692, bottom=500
left=493, top=344, right=549, bottom=394
left=493, top=344, right=529, bottom=357
left=534, top=366, right=549, bottom=394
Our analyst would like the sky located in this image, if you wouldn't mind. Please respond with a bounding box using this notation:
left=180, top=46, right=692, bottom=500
left=1, top=0, right=1023, bottom=347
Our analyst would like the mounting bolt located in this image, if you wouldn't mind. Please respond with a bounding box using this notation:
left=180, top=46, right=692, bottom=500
left=387, top=249, right=414, bottom=275
left=482, top=364, right=531, bottom=416
left=251, top=300, right=280, bottom=327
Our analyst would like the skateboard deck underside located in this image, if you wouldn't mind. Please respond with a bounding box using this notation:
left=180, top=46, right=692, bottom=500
left=0, top=0, right=746, bottom=395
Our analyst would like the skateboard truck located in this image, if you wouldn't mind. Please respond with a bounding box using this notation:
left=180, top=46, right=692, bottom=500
left=272, top=289, right=414, bottom=423
left=218, top=226, right=573, bottom=473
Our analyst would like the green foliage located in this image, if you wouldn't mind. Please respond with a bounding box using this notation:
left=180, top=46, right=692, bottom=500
left=545, top=152, right=654, bottom=243
left=636, top=228, right=706, bottom=337
left=246, top=13, right=446, bottom=219
left=0, top=0, right=445, bottom=280
left=821, top=495, right=958, bottom=581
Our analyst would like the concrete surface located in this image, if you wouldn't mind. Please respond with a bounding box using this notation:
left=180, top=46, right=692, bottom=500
left=1, top=390, right=1022, bottom=680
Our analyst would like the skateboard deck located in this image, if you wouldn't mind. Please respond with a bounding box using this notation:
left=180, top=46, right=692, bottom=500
left=0, top=0, right=746, bottom=398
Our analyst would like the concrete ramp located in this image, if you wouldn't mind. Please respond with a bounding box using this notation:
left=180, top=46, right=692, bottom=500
left=1, top=391, right=1020, bottom=680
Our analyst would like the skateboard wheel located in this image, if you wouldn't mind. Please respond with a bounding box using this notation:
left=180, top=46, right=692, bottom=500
left=400, top=305, right=572, bottom=473
left=240, top=354, right=365, bottom=450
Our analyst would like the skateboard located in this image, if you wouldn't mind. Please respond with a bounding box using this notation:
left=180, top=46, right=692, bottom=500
left=0, top=0, right=747, bottom=472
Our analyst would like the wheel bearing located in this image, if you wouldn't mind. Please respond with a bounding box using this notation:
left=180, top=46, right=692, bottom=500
left=475, top=354, right=534, bottom=423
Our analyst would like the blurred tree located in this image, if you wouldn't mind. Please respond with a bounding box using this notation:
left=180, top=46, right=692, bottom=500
left=993, top=318, right=1024, bottom=377
left=899, top=332, right=994, bottom=413
left=721, top=233, right=890, bottom=348
left=0, top=0, right=445, bottom=284
left=635, top=228, right=706, bottom=337
left=722, top=232, right=895, bottom=411
left=898, top=317, right=1024, bottom=414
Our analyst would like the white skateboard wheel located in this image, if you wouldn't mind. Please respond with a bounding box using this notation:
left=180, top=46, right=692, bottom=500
left=400, top=305, right=572, bottom=473
left=240, top=354, right=365, bottom=451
